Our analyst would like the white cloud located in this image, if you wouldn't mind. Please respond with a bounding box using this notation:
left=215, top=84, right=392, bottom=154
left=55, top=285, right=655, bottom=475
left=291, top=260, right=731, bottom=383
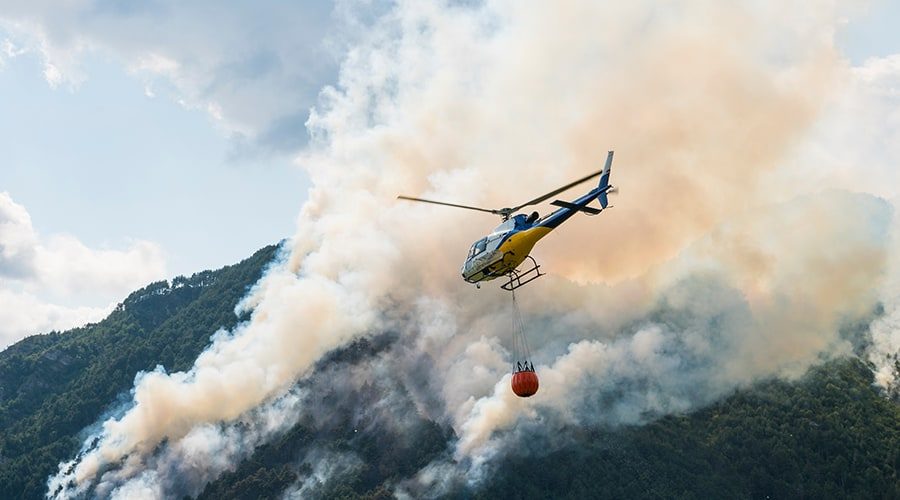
left=0, top=289, right=113, bottom=347
left=855, top=53, right=900, bottom=89
left=0, top=192, right=167, bottom=347
left=0, top=37, right=24, bottom=68
left=0, top=190, right=39, bottom=279
left=0, top=0, right=340, bottom=154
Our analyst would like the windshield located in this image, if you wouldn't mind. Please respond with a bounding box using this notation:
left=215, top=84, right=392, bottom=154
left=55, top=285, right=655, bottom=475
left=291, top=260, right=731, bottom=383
left=468, top=238, right=488, bottom=258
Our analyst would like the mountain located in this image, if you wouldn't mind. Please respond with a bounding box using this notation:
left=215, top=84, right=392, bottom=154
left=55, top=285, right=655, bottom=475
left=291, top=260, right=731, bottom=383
left=0, top=245, right=278, bottom=499
left=1, top=244, right=898, bottom=499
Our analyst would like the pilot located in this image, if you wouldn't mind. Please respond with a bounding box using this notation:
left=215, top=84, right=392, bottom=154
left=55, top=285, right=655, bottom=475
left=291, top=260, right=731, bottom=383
left=526, top=211, right=539, bottom=224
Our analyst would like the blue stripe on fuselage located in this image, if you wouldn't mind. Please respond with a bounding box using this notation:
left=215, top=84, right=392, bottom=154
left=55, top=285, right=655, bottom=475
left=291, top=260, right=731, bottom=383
left=536, top=187, right=603, bottom=229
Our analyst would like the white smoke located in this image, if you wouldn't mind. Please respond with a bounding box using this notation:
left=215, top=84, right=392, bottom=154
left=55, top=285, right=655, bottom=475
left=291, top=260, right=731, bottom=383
left=867, top=206, right=900, bottom=394
left=280, top=449, right=365, bottom=499
left=48, top=0, right=900, bottom=498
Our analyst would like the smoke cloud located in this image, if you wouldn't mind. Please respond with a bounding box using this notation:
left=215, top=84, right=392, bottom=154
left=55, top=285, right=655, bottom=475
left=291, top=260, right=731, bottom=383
left=867, top=210, right=900, bottom=395
left=449, top=191, right=891, bottom=467
left=48, top=1, right=899, bottom=498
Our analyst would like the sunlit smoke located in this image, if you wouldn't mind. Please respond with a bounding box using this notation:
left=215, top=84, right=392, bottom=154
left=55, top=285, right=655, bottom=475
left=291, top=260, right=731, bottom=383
left=449, top=191, right=891, bottom=469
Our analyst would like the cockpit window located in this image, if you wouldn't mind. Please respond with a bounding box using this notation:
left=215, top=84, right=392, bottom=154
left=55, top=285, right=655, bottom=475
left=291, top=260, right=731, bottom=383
left=469, top=238, right=488, bottom=258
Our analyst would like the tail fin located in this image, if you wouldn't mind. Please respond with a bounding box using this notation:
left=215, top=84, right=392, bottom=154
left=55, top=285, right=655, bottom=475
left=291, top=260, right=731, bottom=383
left=596, top=150, right=614, bottom=208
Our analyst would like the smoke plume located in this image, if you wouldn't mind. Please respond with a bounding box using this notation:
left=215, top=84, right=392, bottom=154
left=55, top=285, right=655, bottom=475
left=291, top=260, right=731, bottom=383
left=49, top=1, right=899, bottom=498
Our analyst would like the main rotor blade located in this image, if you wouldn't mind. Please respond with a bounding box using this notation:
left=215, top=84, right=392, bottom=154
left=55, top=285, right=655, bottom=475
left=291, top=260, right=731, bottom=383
left=397, top=195, right=499, bottom=215
left=509, top=169, right=603, bottom=212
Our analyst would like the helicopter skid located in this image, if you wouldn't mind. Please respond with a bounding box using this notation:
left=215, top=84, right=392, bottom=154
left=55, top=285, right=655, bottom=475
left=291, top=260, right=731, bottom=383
left=500, top=255, right=545, bottom=291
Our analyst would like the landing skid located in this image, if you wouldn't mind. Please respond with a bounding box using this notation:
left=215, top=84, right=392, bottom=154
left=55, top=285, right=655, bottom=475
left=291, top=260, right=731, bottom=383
left=501, top=255, right=545, bottom=291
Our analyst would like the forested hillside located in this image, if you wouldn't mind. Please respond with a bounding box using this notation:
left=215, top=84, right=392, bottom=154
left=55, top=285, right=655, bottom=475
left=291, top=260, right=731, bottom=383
left=192, top=355, right=900, bottom=499
left=1, top=244, right=898, bottom=499
left=477, top=358, right=900, bottom=499
left=0, top=245, right=278, bottom=499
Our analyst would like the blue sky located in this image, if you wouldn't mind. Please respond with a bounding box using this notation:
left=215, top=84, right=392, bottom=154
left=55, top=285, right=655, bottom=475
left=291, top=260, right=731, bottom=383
left=1, top=52, right=307, bottom=275
left=0, top=0, right=899, bottom=347
left=839, top=0, right=900, bottom=62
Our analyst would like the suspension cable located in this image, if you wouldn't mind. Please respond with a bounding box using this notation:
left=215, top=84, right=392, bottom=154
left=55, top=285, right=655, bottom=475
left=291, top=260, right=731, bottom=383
left=511, top=288, right=533, bottom=372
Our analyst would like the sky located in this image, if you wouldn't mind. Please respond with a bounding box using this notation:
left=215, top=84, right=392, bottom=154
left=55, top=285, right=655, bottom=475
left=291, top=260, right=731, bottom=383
left=0, top=0, right=898, bottom=349
left=0, top=1, right=342, bottom=346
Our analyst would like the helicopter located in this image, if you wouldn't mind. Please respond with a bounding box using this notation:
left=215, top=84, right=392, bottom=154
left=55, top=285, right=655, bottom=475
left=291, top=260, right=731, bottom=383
left=398, top=151, right=616, bottom=290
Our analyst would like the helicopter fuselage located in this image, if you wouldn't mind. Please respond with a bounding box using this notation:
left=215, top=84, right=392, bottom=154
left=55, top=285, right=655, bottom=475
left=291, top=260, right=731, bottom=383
left=461, top=183, right=609, bottom=284
left=460, top=215, right=549, bottom=283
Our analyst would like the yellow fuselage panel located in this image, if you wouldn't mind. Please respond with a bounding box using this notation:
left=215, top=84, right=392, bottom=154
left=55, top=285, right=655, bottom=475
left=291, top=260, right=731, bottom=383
left=465, top=225, right=553, bottom=282
left=496, top=226, right=553, bottom=270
